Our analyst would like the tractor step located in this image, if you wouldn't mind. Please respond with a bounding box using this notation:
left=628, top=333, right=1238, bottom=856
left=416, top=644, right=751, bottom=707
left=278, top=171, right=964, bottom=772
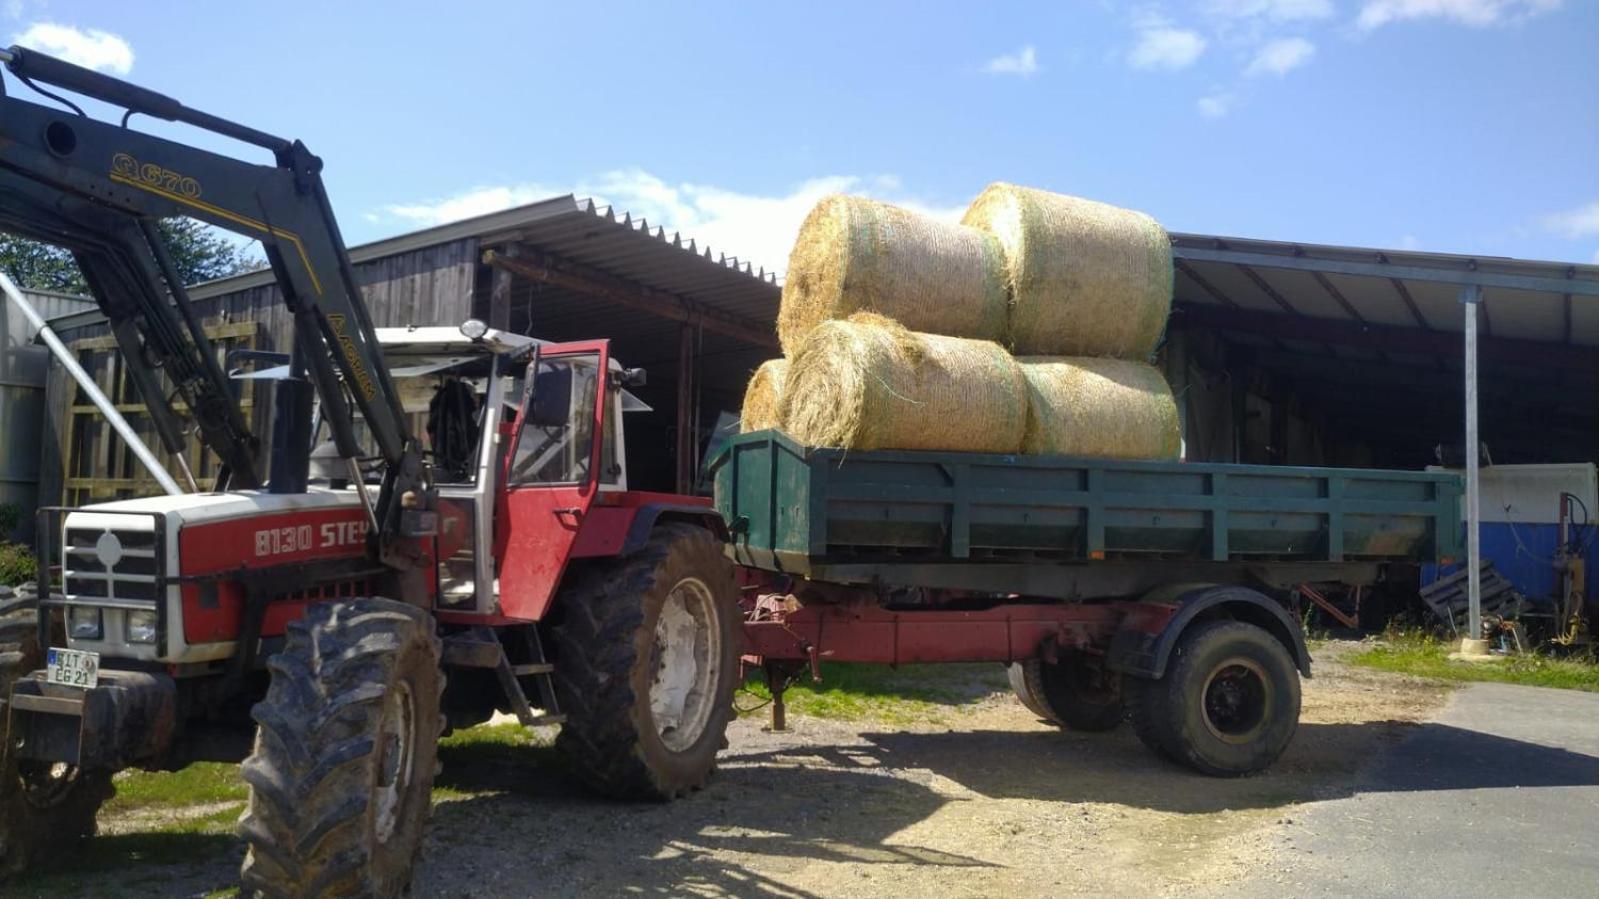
left=484, top=626, right=563, bottom=730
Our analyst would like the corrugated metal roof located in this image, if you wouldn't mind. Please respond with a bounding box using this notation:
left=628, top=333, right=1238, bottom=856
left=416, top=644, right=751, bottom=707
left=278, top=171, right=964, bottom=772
left=1170, top=231, right=1599, bottom=347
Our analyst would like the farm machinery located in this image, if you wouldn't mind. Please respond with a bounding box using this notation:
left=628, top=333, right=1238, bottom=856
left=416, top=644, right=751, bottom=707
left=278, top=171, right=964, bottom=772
left=0, top=45, right=1464, bottom=898
left=0, top=47, right=740, bottom=895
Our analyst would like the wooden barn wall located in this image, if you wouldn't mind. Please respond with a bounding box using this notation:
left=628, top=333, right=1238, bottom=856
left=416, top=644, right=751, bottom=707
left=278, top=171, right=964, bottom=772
left=40, top=237, right=479, bottom=504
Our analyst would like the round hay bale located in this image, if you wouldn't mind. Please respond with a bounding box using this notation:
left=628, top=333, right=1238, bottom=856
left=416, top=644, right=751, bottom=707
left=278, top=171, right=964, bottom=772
left=739, top=359, right=789, bottom=433
left=963, top=183, right=1173, bottom=358
left=1017, top=356, right=1181, bottom=460
left=778, top=313, right=1027, bottom=453
left=778, top=195, right=1009, bottom=355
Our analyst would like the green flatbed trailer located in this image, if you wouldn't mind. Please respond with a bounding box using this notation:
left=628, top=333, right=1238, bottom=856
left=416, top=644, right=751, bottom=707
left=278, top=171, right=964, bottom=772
left=712, top=430, right=1463, bottom=776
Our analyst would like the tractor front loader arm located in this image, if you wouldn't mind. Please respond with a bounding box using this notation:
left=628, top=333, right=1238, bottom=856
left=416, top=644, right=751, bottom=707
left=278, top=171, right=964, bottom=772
left=0, top=46, right=431, bottom=579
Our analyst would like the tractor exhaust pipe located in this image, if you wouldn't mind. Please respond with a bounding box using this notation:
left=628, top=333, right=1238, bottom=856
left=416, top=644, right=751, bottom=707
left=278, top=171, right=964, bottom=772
left=1, top=271, right=187, bottom=495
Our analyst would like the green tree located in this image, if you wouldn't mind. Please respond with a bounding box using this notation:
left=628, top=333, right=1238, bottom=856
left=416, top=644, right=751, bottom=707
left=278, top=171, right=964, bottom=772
left=0, top=218, right=262, bottom=295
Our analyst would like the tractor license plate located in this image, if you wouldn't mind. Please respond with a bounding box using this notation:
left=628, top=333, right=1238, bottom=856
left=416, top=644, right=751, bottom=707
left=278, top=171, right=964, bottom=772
left=46, top=647, right=99, bottom=689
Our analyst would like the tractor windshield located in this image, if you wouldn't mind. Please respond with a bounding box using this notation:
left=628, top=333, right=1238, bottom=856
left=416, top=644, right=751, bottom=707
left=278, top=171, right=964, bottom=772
left=510, top=354, right=602, bottom=485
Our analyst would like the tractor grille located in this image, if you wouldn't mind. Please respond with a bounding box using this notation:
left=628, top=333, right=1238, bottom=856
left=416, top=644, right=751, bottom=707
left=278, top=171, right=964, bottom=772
left=63, top=524, right=161, bottom=604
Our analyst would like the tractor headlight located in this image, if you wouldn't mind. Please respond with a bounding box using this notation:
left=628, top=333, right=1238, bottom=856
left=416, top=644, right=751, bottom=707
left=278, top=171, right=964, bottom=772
left=69, top=606, right=102, bottom=641
left=126, top=610, right=159, bottom=644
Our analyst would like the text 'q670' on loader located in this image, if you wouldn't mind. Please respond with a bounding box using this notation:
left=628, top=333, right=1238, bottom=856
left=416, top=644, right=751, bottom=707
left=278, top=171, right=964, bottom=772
left=0, top=46, right=743, bottom=896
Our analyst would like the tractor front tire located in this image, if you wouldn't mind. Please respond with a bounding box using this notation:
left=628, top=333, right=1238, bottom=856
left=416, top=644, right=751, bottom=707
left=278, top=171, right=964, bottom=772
left=239, top=598, right=443, bottom=899
left=1007, top=652, right=1125, bottom=732
left=1129, top=620, right=1301, bottom=776
left=0, top=583, right=115, bottom=879
left=552, top=523, right=739, bottom=800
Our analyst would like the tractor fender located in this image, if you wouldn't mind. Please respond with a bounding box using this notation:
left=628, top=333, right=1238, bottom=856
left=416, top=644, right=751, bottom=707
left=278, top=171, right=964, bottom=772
left=618, top=503, right=728, bottom=557
left=1105, top=585, right=1311, bottom=681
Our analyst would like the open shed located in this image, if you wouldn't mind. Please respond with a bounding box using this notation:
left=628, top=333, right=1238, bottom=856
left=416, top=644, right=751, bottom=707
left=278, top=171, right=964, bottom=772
left=40, top=196, right=781, bottom=504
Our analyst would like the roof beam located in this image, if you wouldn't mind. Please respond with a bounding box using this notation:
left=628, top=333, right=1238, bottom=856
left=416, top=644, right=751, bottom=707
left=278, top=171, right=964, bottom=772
left=1174, top=259, right=1240, bottom=307
left=1237, top=264, right=1299, bottom=315
left=1311, top=271, right=1366, bottom=323
left=485, top=247, right=779, bottom=350
left=1172, top=302, right=1599, bottom=372
left=1172, top=246, right=1599, bottom=297
left=1386, top=277, right=1431, bottom=330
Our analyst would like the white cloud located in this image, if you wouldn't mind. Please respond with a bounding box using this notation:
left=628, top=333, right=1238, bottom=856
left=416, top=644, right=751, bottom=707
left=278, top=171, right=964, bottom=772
left=1397, top=234, right=1422, bottom=250
left=1204, top=0, right=1335, bottom=20
left=1541, top=200, right=1599, bottom=240
left=1129, top=23, right=1208, bottom=70
left=12, top=22, right=133, bottom=74
left=377, top=170, right=965, bottom=277
left=1356, top=0, right=1562, bottom=30
left=1245, top=37, right=1317, bottom=75
left=984, top=44, right=1039, bottom=77
left=1197, top=93, right=1235, bottom=117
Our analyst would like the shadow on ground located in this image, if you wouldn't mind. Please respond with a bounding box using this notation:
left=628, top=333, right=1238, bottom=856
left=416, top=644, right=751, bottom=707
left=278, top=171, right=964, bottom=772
left=21, top=706, right=1598, bottom=897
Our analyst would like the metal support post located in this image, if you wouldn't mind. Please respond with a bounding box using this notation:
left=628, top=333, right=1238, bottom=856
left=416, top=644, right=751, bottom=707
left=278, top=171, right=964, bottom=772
left=1, top=271, right=184, bottom=496
left=1461, top=284, right=1483, bottom=645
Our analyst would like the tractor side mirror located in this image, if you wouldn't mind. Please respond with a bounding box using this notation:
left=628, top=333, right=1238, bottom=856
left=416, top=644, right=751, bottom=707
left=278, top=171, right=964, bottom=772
left=621, top=367, right=647, bottom=388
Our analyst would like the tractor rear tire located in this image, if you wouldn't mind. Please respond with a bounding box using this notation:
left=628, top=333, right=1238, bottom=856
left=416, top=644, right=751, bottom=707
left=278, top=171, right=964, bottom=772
left=1007, top=653, right=1125, bottom=732
left=1130, top=620, right=1300, bottom=777
left=551, top=523, right=739, bottom=800
left=0, top=583, right=115, bottom=880
left=239, top=598, right=443, bottom=899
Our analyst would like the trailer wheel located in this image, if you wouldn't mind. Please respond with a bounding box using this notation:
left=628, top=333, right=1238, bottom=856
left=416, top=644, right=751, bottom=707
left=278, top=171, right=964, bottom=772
left=551, top=523, right=738, bottom=800
left=1007, top=654, right=1125, bottom=732
left=0, top=583, right=115, bottom=878
left=1133, top=620, right=1300, bottom=776
left=239, top=598, right=443, bottom=899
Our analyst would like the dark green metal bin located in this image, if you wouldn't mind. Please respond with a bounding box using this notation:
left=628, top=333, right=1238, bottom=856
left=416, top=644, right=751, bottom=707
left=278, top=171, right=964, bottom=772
left=711, top=430, right=1463, bottom=578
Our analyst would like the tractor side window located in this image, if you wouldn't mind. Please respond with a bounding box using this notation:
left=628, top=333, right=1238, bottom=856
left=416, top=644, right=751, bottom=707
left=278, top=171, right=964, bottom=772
left=509, top=354, right=600, bottom=485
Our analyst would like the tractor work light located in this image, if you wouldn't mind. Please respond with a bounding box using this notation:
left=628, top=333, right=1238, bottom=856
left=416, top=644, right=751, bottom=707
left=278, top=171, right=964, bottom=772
left=68, top=606, right=102, bottom=641
left=126, top=610, right=159, bottom=644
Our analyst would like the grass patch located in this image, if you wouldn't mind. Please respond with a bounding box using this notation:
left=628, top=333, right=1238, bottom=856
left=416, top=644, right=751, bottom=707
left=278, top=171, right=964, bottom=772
left=107, top=762, right=247, bottom=815
left=1351, top=632, right=1599, bottom=693
left=739, top=661, right=1009, bottom=725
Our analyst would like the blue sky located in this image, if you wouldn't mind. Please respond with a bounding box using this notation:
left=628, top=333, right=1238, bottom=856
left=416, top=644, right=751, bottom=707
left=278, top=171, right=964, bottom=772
left=6, top=0, right=1597, bottom=274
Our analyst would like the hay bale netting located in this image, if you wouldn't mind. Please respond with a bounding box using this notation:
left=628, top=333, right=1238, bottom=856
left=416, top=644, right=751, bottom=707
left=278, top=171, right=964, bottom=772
left=778, top=195, right=1010, bottom=355
left=963, top=183, right=1173, bottom=358
left=739, top=359, right=789, bottom=433
left=779, top=313, right=1027, bottom=453
left=1018, top=357, right=1181, bottom=460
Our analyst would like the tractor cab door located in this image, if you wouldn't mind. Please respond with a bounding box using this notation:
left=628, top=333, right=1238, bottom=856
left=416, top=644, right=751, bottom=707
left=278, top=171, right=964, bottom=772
left=498, top=340, right=611, bottom=620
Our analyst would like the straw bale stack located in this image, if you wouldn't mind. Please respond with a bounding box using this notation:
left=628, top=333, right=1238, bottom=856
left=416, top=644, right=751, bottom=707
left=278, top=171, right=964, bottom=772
left=739, top=359, right=789, bottom=433
left=778, top=195, right=1009, bottom=355
left=963, top=183, right=1172, bottom=358
left=1018, top=357, right=1181, bottom=459
left=778, top=313, right=1026, bottom=453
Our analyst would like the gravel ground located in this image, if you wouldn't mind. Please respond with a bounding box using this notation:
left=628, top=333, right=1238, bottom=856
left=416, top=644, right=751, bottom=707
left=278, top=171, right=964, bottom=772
left=407, top=641, right=1448, bottom=898
left=32, top=640, right=1451, bottom=898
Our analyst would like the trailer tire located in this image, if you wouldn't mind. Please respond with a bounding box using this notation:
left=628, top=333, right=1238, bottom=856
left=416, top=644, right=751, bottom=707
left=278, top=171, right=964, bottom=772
left=1134, top=620, right=1300, bottom=777
left=0, top=583, right=115, bottom=879
left=239, top=598, right=443, bottom=899
left=1005, top=661, right=1055, bottom=723
left=1008, top=654, right=1125, bottom=732
left=551, top=523, right=738, bottom=800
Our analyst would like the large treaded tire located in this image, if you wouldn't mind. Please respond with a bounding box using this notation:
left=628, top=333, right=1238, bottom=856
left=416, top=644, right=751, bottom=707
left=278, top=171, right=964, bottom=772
left=238, top=598, right=443, bottom=899
left=551, top=523, right=738, bottom=800
left=0, top=583, right=114, bottom=879
left=1007, top=654, right=1125, bottom=732
left=1129, top=620, right=1300, bottom=777
left=1006, top=661, right=1056, bottom=723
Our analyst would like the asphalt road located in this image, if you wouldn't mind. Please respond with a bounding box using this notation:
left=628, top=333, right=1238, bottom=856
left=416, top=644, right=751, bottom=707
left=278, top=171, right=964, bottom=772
left=1233, top=682, right=1599, bottom=899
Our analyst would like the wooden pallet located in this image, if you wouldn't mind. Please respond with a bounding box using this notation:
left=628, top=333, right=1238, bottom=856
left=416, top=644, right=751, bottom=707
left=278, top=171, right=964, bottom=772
left=1419, top=561, right=1525, bottom=635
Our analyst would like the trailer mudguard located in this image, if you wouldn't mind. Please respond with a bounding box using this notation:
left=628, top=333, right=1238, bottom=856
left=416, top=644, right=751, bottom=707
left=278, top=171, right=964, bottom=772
left=1106, top=585, right=1311, bottom=680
